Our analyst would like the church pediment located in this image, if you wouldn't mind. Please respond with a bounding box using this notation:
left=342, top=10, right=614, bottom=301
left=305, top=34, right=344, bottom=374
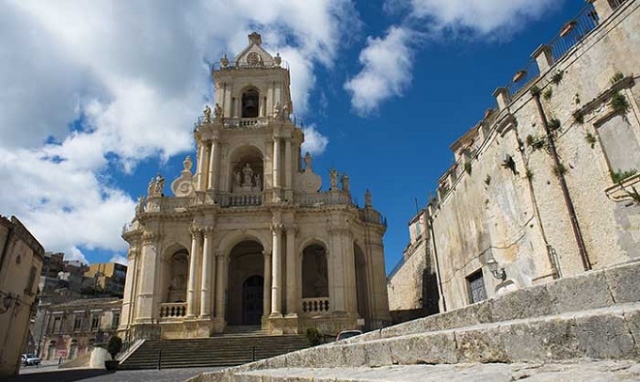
left=233, top=32, right=277, bottom=67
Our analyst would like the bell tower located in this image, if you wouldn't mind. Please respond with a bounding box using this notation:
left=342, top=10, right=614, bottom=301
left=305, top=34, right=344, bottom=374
left=190, top=32, right=301, bottom=204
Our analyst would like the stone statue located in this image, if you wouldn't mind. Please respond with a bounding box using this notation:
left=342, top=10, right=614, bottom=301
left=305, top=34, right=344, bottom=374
left=304, top=152, right=313, bottom=172
left=341, top=172, right=350, bottom=192
left=365, top=189, right=372, bottom=207
left=243, top=163, right=253, bottom=186
left=214, top=103, right=222, bottom=118
left=254, top=174, right=262, bottom=190
left=183, top=155, right=192, bottom=172
left=204, top=105, right=211, bottom=123
left=273, top=102, right=281, bottom=118
left=154, top=173, right=165, bottom=196
left=234, top=171, right=241, bottom=187
left=147, top=178, right=155, bottom=196
left=135, top=196, right=145, bottom=214
left=329, top=168, right=338, bottom=190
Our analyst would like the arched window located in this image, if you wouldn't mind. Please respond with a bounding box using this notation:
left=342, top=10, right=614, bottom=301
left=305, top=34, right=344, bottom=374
left=242, top=88, right=259, bottom=118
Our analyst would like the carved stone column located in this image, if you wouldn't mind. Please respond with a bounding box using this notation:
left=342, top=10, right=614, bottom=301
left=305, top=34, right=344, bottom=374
left=187, top=228, right=202, bottom=318
left=272, top=134, right=281, bottom=201
left=200, top=229, right=213, bottom=318
left=136, top=233, right=160, bottom=322
left=208, top=138, right=219, bottom=191
left=119, top=248, right=138, bottom=330
left=285, top=225, right=297, bottom=316
left=270, top=224, right=283, bottom=316
left=284, top=137, right=292, bottom=201
left=329, top=228, right=346, bottom=314
left=263, top=250, right=272, bottom=319
left=214, top=252, right=226, bottom=321
left=196, top=143, right=205, bottom=191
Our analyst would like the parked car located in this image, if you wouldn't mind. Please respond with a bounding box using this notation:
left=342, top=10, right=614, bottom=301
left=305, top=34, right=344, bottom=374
left=21, top=354, right=41, bottom=366
left=335, top=329, right=362, bottom=342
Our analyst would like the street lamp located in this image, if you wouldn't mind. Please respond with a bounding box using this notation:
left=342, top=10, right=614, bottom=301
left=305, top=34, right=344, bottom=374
left=486, top=259, right=506, bottom=281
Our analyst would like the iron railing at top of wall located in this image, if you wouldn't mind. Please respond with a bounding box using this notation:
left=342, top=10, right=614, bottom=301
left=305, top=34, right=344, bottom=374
left=505, top=2, right=598, bottom=99
left=609, top=0, right=629, bottom=10
left=549, top=5, right=600, bottom=61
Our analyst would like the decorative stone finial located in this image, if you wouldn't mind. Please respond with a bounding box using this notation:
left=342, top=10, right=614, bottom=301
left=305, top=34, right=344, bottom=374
left=304, top=152, right=313, bottom=172
left=329, top=168, right=339, bottom=190
left=274, top=53, right=281, bottom=66
left=341, top=173, right=350, bottom=193
left=248, top=32, right=262, bottom=46
left=220, top=54, right=229, bottom=68
left=365, top=189, right=372, bottom=207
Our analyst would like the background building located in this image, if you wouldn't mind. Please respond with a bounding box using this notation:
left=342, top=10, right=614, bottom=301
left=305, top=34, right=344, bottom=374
left=38, top=297, right=121, bottom=361
left=0, top=215, right=44, bottom=377
left=120, top=33, right=390, bottom=341
left=389, top=0, right=640, bottom=314
left=85, top=262, right=127, bottom=297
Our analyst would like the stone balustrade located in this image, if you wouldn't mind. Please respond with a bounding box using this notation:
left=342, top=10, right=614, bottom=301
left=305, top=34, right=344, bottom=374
left=301, top=297, right=330, bottom=315
left=159, top=303, right=187, bottom=319
left=295, top=192, right=352, bottom=207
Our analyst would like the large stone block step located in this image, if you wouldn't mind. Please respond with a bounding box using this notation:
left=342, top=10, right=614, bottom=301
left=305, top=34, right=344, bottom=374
left=188, top=303, right=640, bottom=381
left=350, top=260, right=640, bottom=346
left=229, top=361, right=640, bottom=382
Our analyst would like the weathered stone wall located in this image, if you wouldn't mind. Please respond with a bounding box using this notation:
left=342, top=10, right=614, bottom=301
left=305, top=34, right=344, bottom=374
left=390, top=1, right=640, bottom=312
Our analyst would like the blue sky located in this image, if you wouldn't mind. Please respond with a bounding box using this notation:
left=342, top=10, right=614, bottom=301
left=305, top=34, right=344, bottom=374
left=0, top=0, right=588, bottom=271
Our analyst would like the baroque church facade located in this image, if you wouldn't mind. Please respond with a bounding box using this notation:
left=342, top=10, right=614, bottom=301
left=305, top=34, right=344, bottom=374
left=119, top=33, right=390, bottom=339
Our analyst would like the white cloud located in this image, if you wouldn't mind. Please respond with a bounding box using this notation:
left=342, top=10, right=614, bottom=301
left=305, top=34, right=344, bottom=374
left=0, top=0, right=355, bottom=261
left=344, top=27, right=415, bottom=116
left=301, top=126, right=330, bottom=156
left=406, top=0, right=561, bottom=37
left=110, top=255, right=128, bottom=266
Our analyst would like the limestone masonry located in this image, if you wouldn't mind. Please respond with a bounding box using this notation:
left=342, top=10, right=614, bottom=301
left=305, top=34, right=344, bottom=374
left=389, top=0, right=640, bottom=315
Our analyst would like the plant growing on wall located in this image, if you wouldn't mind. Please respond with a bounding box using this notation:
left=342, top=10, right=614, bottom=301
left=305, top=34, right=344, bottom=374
left=611, top=169, right=638, bottom=183
left=484, top=175, right=491, bottom=185
left=553, top=163, right=567, bottom=177
left=526, top=134, right=546, bottom=151
left=551, top=70, right=564, bottom=85
left=610, top=92, right=630, bottom=113
left=543, top=87, right=553, bottom=100
left=526, top=169, right=534, bottom=180
left=464, top=161, right=472, bottom=175
left=574, top=93, right=581, bottom=105
left=610, top=71, right=624, bottom=85
left=573, top=111, right=584, bottom=124
left=530, top=85, right=541, bottom=96
left=547, top=118, right=561, bottom=131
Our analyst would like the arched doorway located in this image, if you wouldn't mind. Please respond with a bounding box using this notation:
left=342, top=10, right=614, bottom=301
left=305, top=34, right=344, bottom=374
left=242, top=275, right=264, bottom=325
left=227, top=240, right=264, bottom=325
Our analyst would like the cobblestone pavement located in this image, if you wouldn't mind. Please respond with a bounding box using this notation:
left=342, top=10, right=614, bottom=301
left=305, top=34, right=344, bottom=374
left=7, top=366, right=226, bottom=382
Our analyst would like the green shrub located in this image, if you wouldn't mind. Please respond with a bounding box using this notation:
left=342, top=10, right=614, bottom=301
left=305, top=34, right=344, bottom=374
left=306, top=327, right=322, bottom=346
left=107, top=335, right=123, bottom=359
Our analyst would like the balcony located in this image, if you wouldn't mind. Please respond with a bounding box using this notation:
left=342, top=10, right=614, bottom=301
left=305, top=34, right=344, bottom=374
left=159, top=303, right=187, bottom=320
left=301, top=297, right=330, bottom=316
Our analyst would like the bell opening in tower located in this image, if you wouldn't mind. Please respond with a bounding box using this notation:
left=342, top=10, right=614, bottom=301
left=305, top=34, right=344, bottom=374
left=242, top=88, right=260, bottom=118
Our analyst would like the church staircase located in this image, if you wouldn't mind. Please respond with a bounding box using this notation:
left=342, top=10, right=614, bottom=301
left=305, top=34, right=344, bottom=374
left=187, top=260, right=640, bottom=381
left=118, top=330, right=308, bottom=370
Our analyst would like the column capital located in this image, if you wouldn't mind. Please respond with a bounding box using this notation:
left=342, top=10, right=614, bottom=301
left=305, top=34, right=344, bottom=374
left=285, top=224, right=298, bottom=235
left=271, top=222, right=285, bottom=232
left=141, top=232, right=160, bottom=244
left=215, top=250, right=225, bottom=258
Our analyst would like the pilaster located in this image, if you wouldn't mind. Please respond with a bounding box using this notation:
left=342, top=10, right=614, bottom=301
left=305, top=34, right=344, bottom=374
left=270, top=223, right=283, bottom=317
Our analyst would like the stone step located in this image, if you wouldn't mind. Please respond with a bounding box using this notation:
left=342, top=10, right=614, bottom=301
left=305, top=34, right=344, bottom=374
left=119, top=334, right=309, bottom=370
left=350, top=260, right=640, bottom=346
left=189, top=303, right=640, bottom=381
left=230, top=361, right=640, bottom=382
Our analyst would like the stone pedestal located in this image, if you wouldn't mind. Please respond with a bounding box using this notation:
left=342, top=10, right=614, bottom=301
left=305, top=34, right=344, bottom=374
left=267, top=314, right=285, bottom=335
left=283, top=314, right=299, bottom=334
left=131, top=323, right=161, bottom=341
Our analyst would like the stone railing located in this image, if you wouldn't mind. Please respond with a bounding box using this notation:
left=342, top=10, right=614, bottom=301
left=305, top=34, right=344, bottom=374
left=158, top=197, right=191, bottom=212
left=159, top=303, right=187, bottom=319
left=223, top=118, right=270, bottom=129
left=215, top=192, right=263, bottom=207
left=301, top=297, right=330, bottom=315
left=359, top=208, right=387, bottom=226
left=295, top=192, right=353, bottom=207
